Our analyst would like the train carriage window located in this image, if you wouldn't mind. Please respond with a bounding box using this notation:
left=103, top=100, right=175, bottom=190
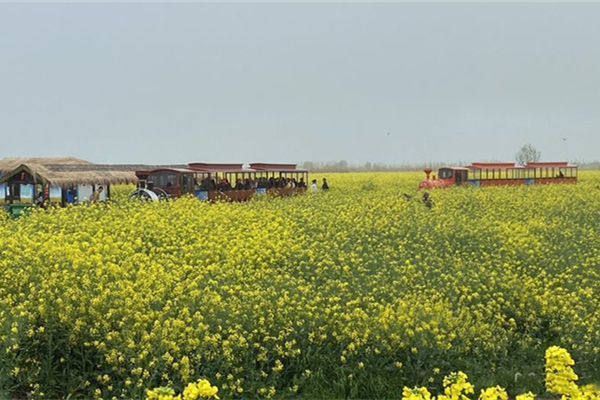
left=468, top=169, right=481, bottom=180
left=438, top=169, right=453, bottom=179
left=152, top=173, right=178, bottom=186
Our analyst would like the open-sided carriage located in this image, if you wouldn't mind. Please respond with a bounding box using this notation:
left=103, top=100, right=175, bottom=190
left=130, top=162, right=309, bottom=202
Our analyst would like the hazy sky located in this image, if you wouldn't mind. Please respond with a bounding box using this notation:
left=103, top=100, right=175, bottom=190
left=1, top=2, right=599, bottom=166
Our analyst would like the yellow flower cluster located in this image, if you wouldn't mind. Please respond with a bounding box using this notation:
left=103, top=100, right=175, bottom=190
left=545, top=346, right=600, bottom=400
left=402, top=347, right=599, bottom=400
left=146, top=386, right=180, bottom=400
left=439, top=372, right=475, bottom=400
left=545, top=345, right=580, bottom=397
left=2, top=172, right=600, bottom=398
left=479, top=386, right=508, bottom=400
left=182, top=379, right=220, bottom=400
left=402, top=386, right=432, bottom=400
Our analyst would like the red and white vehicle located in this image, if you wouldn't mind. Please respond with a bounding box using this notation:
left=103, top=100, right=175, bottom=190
left=419, top=161, right=577, bottom=189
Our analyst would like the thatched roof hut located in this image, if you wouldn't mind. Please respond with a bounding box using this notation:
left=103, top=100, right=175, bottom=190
left=0, top=157, right=187, bottom=188
left=0, top=157, right=92, bottom=172
left=0, top=164, right=138, bottom=188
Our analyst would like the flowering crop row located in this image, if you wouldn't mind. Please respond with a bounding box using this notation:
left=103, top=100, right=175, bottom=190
left=1, top=171, right=600, bottom=398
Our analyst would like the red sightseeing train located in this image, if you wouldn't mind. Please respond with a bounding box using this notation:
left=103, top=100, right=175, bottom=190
left=130, top=162, right=309, bottom=201
left=419, top=161, right=577, bottom=189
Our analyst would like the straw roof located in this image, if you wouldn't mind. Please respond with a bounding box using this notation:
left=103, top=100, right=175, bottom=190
left=0, top=157, right=92, bottom=172
left=0, top=164, right=138, bottom=188
left=0, top=157, right=188, bottom=188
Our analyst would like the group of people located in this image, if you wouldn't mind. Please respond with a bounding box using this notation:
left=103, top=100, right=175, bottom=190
left=197, top=176, right=308, bottom=192
left=196, top=176, right=334, bottom=193
left=311, top=178, right=329, bottom=193
left=403, top=191, right=433, bottom=208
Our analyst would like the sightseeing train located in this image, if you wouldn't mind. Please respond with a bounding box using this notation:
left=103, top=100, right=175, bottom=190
left=130, top=162, right=309, bottom=202
left=419, top=161, right=577, bottom=189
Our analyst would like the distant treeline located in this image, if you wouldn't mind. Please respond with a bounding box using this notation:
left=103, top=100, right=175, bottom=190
left=301, top=160, right=600, bottom=172
left=300, top=160, right=453, bottom=172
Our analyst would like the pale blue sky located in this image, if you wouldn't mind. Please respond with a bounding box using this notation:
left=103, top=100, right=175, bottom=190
left=1, top=2, right=599, bottom=165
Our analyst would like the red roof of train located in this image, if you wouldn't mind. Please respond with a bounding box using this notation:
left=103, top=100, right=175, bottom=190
left=467, top=162, right=518, bottom=168
left=250, top=163, right=307, bottom=172
left=187, top=163, right=245, bottom=171
left=524, top=161, right=573, bottom=167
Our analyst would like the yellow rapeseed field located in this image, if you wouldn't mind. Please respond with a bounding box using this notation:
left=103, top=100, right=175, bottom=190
left=1, top=171, right=600, bottom=399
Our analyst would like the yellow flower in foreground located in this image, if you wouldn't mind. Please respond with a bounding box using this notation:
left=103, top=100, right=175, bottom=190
left=515, top=392, right=536, bottom=400
left=439, top=371, right=474, bottom=400
left=402, top=386, right=432, bottom=400
left=479, top=386, right=508, bottom=400
left=146, top=387, right=181, bottom=400
left=183, top=379, right=219, bottom=400
left=545, top=346, right=580, bottom=398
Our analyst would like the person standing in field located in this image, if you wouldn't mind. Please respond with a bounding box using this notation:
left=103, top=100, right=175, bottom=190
left=322, top=178, right=329, bottom=191
left=92, top=186, right=104, bottom=202
left=311, top=179, right=318, bottom=193
left=422, top=191, right=433, bottom=209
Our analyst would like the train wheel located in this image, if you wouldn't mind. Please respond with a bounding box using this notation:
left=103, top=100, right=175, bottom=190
left=151, top=188, right=170, bottom=200
left=129, top=189, right=159, bottom=201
